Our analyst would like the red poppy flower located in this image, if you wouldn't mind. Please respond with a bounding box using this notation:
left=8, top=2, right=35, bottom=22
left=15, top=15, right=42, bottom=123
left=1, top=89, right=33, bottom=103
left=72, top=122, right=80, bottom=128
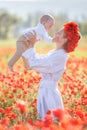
left=53, top=108, right=64, bottom=121
left=16, top=100, right=28, bottom=114
left=44, top=114, right=53, bottom=127
left=14, top=124, right=29, bottom=130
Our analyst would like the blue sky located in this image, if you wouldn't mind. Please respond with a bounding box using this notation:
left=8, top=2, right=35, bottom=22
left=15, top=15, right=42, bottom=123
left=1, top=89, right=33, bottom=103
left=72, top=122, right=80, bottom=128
left=0, top=0, right=87, bottom=21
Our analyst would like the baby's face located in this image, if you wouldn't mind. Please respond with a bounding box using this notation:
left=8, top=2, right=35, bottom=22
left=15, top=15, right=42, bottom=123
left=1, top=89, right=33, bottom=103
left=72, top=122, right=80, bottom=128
left=45, top=19, right=54, bottom=31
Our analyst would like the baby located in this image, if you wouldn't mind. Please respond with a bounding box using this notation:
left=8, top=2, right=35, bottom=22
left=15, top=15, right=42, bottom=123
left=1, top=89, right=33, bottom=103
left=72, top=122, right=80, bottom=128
left=8, top=14, right=55, bottom=72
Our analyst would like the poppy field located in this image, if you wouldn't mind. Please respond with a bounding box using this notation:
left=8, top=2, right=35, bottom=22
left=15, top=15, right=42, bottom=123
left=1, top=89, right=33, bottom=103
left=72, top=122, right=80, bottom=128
left=0, top=38, right=87, bottom=130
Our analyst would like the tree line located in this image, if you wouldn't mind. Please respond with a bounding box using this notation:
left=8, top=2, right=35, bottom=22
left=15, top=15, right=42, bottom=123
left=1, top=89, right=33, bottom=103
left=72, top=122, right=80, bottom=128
left=0, top=9, right=87, bottom=39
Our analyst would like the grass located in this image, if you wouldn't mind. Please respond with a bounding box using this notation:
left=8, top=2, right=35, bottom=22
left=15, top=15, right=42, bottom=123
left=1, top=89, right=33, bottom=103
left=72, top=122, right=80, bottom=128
left=0, top=39, right=16, bottom=47
left=0, top=36, right=87, bottom=58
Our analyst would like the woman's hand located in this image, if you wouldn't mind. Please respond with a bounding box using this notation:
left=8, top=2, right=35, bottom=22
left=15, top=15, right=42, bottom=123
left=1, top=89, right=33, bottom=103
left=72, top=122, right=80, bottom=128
left=28, top=31, right=37, bottom=48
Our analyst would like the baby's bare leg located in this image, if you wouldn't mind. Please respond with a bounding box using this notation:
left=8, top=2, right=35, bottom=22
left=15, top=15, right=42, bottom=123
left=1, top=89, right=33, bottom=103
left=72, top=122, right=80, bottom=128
left=8, top=42, right=26, bottom=71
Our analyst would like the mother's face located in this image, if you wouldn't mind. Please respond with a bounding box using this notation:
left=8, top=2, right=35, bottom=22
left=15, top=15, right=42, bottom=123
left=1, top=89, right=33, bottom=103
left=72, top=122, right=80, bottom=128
left=53, top=28, right=67, bottom=48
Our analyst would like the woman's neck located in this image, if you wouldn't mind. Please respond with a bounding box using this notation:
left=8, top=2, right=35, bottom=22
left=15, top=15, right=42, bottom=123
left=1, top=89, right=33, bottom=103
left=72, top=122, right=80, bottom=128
left=56, top=46, right=64, bottom=50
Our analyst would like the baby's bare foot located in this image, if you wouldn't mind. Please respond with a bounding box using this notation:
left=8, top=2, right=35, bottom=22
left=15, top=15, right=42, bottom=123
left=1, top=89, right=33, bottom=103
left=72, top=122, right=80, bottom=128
left=8, top=63, right=14, bottom=72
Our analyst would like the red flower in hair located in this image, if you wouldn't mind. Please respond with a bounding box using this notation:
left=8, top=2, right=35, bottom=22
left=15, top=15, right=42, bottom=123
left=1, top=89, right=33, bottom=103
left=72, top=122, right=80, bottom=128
left=64, top=22, right=79, bottom=32
left=64, top=21, right=80, bottom=53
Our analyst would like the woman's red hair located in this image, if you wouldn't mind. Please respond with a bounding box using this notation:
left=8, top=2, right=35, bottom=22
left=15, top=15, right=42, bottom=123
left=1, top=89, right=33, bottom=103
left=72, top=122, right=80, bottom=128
left=63, top=21, right=81, bottom=53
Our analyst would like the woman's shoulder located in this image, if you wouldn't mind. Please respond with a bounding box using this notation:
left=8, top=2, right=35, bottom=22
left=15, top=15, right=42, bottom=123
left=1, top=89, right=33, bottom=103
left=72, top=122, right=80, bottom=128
left=53, top=49, right=66, bottom=55
left=47, top=49, right=69, bottom=60
left=54, top=49, right=69, bottom=60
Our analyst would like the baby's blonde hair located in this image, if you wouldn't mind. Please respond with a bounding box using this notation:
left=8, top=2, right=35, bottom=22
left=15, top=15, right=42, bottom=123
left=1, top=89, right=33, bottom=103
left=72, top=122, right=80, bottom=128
left=40, top=14, right=54, bottom=24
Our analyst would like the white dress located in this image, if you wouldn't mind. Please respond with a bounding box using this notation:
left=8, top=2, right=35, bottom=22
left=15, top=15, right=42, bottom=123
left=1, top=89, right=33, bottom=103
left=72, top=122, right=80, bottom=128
left=22, top=48, right=69, bottom=119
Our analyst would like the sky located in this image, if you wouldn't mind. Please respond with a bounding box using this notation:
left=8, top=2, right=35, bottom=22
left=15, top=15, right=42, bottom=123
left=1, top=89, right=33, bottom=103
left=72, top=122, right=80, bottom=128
left=0, top=0, right=87, bottom=21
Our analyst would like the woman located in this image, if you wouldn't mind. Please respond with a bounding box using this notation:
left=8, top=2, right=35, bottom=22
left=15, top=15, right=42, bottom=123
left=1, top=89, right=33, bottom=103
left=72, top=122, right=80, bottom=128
left=22, top=22, right=81, bottom=119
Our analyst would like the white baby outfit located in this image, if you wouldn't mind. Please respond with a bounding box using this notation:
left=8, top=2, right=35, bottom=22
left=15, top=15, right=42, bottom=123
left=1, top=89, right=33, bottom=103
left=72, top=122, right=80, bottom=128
left=23, top=23, right=52, bottom=43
